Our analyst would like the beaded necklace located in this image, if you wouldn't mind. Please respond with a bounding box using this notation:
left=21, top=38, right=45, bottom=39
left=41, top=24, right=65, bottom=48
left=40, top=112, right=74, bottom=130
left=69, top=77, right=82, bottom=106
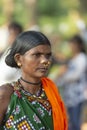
left=18, top=79, right=45, bottom=99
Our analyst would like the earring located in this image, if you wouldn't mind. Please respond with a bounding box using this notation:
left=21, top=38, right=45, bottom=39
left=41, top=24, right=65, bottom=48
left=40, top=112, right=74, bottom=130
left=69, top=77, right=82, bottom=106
left=17, top=63, right=21, bottom=67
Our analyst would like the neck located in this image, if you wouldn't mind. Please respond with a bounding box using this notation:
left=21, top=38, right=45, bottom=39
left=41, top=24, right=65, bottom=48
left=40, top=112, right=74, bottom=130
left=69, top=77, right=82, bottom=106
left=20, top=77, right=41, bottom=86
left=73, top=52, right=80, bottom=57
left=19, top=78, right=42, bottom=95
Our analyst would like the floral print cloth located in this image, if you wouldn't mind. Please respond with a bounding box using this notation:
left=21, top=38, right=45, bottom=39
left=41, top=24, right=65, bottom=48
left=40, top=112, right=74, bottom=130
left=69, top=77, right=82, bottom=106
left=2, top=82, right=53, bottom=130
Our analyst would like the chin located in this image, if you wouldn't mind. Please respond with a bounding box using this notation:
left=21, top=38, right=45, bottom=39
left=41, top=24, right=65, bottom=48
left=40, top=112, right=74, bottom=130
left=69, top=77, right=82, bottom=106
left=38, top=73, right=47, bottom=78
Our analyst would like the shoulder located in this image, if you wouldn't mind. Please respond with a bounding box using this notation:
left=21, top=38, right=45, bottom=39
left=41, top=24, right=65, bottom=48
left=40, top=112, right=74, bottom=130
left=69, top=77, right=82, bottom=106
left=76, top=53, right=86, bottom=61
left=42, top=77, right=58, bottom=90
left=0, top=84, right=14, bottom=125
left=42, top=77, right=63, bottom=101
left=0, top=83, right=14, bottom=100
left=42, top=77, right=55, bottom=84
left=76, top=53, right=87, bottom=66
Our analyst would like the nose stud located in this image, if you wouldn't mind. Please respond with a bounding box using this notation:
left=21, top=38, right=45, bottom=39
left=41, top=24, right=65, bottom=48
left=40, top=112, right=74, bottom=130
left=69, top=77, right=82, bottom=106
left=44, top=61, right=51, bottom=67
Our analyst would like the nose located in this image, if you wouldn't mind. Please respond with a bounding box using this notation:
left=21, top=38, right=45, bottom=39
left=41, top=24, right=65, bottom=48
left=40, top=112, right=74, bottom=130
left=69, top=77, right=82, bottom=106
left=40, top=55, right=51, bottom=66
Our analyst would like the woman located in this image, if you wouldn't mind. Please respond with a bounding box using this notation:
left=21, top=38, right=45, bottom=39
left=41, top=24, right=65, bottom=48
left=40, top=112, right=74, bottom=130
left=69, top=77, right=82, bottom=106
left=0, top=31, right=68, bottom=130
left=57, top=35, right=87, bottom=130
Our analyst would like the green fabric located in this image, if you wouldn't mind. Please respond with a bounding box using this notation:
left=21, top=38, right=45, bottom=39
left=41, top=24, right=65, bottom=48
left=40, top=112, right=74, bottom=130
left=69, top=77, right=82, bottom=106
left=2, top=83, right=53, bottom=130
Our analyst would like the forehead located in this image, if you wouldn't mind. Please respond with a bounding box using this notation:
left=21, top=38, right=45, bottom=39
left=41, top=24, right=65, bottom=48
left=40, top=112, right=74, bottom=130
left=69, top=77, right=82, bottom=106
left=25, top=44, right=51, bottom=54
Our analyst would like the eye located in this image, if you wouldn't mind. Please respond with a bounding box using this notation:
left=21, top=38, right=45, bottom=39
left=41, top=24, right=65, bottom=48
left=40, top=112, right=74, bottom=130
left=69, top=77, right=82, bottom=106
left=33, top=53, right=41, bottom=57
left=46, top=53, right=52, bottom=59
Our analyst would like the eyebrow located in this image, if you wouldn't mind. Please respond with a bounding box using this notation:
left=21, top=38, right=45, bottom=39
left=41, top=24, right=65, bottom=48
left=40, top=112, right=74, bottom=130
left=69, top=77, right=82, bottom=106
left=25, top=48, right=52, bottom=55
left=33, top=51, right=52, bottom=55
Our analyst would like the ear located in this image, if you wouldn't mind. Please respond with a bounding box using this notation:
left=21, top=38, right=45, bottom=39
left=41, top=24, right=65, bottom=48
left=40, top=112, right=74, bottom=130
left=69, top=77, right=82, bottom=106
left=14, top=53, right=22, bottom=67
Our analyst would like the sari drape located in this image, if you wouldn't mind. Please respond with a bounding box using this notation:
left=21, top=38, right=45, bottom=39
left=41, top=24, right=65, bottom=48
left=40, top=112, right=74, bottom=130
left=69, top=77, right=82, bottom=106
left=2, top=80, right=53, bottom=130
left=2, top=77, right=68, bottom=130
left=42, top=78, right=68, bottom=130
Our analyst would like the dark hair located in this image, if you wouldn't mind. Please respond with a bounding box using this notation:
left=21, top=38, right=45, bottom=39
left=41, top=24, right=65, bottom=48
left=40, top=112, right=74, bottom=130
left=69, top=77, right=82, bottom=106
left=8, top=21, right=23, bottom=33
left=69, top=34, right=86, bottom=53
left=5, top=31, right=51, bottom=68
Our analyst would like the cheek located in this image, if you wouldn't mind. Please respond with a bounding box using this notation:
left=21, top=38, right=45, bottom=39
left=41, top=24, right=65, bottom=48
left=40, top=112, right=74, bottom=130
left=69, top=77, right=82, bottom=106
left=21, top=58, right=38, bottom=72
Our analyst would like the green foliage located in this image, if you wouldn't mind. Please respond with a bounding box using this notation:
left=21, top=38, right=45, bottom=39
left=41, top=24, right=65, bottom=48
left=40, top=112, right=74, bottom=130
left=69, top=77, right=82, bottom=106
left=0, top=0, right=87, bottom=37
left=37, top=0, right=68, bottom=16
left=37, top=0, right=79, bottom=17
left=39, top=15, right=78, bottom=39
left=38, top=0, right=57, bottom=16
left=13, top=0, right=28, bottom=26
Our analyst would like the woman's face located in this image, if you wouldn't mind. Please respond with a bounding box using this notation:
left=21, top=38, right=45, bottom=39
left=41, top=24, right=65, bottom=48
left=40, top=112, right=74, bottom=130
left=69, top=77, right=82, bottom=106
left=17, top=44, right=52, bottom=79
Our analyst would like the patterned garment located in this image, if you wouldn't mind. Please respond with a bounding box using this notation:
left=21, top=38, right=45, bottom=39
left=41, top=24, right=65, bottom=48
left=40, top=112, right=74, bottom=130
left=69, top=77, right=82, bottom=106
left=2, top=82, right=53, bottom=130
left=57, top=53, right=87, bottom=107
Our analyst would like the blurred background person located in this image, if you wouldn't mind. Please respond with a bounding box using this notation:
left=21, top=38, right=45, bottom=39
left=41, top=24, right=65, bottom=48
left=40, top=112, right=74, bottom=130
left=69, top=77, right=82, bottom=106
left=0, top=21, right=23, bottom=85
left=55, top=35, right=87, bottom=130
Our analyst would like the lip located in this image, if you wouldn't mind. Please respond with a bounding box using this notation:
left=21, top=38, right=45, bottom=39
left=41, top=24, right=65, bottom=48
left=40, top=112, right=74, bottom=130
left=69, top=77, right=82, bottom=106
left=37, top=67, right=48, bottom=72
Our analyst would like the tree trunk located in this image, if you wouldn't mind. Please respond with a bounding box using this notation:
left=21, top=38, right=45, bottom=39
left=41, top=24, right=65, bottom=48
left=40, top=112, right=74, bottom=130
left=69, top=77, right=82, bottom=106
left=25, top=0, right=38, bottom=28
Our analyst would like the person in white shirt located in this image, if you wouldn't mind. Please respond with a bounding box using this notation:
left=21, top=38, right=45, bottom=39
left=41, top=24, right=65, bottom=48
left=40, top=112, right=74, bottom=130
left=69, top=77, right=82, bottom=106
left=56, top=35, right=87, bottom=130
left=0, top=22, right=23, bottom=85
